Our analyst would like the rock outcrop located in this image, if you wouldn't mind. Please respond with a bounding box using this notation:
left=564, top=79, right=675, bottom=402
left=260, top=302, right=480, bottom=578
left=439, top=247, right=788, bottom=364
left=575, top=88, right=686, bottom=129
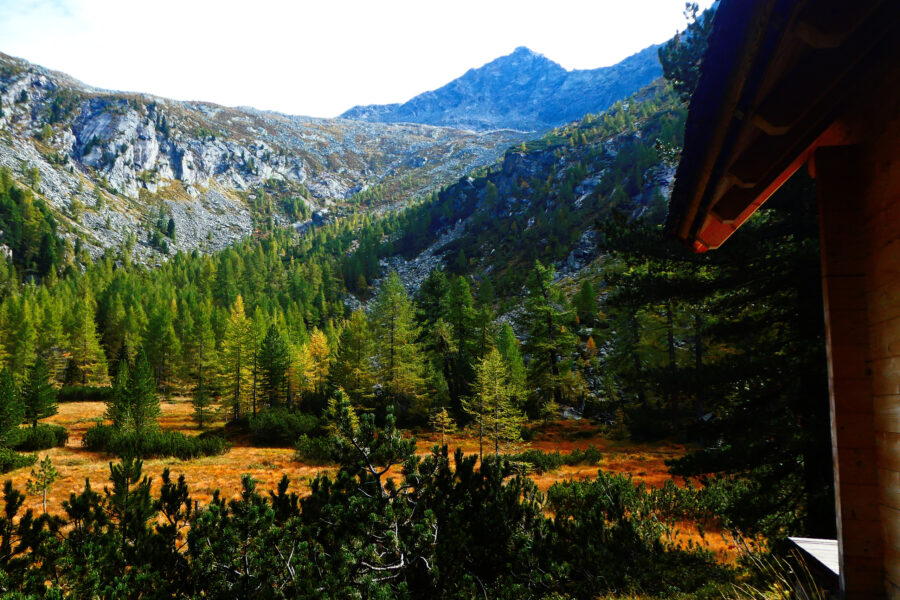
left=0, top=52, right=522, bottom=260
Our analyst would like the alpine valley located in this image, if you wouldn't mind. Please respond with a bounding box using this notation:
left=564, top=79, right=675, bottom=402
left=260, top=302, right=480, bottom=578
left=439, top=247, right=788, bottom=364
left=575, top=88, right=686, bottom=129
left=0, top=7, right=839, bottom=597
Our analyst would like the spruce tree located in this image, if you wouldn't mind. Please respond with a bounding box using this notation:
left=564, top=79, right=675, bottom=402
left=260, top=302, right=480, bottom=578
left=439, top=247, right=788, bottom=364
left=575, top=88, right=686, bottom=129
left=22, top=358, right=57, bottom=428
left=127, top=350, right=159, bottom=441
left=521, top=261, right=576, bottom=410
left=192, top=382, right=212, bottom=430
left=572, top=280, right=597, bottom=326
left=496, top=323, right=527, bottom=406
left=106, top=361, right=131, bottom=430
left=0, top=369, right=24, bottom=446
left=259, top=324, right=289, bottom=408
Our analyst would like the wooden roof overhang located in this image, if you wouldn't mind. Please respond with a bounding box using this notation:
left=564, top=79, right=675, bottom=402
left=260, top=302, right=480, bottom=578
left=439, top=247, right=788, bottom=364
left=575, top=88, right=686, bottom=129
left=666, top=0, right=900, bottom=251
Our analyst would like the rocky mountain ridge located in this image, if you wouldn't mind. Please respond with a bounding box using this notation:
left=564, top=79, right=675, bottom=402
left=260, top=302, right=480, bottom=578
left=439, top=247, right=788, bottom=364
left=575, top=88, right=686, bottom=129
left=341, top=46, right=662, bottom=132
left=0, top=52, right=523, bottom=261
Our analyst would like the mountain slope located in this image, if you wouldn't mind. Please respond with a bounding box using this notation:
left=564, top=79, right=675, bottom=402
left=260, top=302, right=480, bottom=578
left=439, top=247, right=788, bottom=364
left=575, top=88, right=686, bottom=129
left=0, top=52, right=522, bottom=261
left=364, top=80, right=685, bottom=299
left=341, top=46, right=662, bottom=132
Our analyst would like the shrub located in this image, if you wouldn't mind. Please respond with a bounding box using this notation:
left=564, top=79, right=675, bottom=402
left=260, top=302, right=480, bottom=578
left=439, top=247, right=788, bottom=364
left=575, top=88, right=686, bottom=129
left=294, top=434, right=340, bottom=465
left=0, top=448, right=36, bottom=473
left=249, top=409, right=319, bottom=447
left=506, top=445, right=603, bottom=474
left=57, top=386, right=115, bottom=403
left=83, top=425, right=229, bottom=460
left=13, top=424, right=68, bottom=451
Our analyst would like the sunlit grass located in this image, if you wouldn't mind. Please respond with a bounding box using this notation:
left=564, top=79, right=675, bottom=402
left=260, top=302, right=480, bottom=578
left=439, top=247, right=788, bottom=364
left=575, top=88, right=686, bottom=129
left=3, top=401, right=740, bottom=563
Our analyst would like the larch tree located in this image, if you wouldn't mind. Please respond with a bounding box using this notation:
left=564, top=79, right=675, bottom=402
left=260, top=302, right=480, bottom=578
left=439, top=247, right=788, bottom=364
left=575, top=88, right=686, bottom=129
left=66, top=292, right=107, bottom=385
left=330, top=309, right=375, bottom=407
left=221, top=295, right=253, bottom=421
left=306, top=327, right=331, bottom=397
left=25, top=455, right=58, bottom=514
left=429, top=406, right=456, bottom=447
left=34, top=288, right=66, bottom=380
left=464, top=348, right=522, bottom=458
left=369, top=271, right=425, bottom=415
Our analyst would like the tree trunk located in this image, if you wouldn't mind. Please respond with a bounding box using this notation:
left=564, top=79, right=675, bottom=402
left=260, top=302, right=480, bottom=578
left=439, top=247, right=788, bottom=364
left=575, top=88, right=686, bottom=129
left=693, top=311, right=705, bottom=419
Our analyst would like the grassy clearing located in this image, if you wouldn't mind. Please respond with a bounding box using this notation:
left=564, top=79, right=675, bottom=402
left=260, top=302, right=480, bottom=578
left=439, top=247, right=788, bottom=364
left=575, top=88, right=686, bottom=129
left=1, top=399, right=738, bottom=562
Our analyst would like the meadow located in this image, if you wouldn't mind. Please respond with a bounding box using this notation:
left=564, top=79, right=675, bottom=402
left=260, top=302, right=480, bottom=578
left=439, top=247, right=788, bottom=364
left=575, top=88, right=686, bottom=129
left=2, top=398, right=739, bottom=564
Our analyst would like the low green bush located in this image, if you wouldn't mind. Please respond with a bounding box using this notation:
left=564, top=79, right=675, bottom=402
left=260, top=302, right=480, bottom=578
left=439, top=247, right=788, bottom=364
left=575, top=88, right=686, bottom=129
left=249, top=409, right=319, bottom=447
left=83, top=425, right=229, bottom=459
left=13, top=424, right=68, bottom=451
left=57, top=385, right=115, bottom=403
left=507, top=445, right=603, bottom=474
left=294, top=434, right=340, bottom=465
left=0, top=448, right=36, bottom=473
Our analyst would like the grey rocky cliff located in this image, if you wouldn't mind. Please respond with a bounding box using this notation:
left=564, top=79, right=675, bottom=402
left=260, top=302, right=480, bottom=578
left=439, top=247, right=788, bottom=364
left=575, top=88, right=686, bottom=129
left=0, top=52, right=522, bottom=261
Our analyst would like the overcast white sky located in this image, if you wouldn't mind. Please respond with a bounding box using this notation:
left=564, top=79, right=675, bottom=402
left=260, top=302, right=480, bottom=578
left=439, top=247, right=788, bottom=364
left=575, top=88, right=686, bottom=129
left=0, top=0, right=714, bottom=118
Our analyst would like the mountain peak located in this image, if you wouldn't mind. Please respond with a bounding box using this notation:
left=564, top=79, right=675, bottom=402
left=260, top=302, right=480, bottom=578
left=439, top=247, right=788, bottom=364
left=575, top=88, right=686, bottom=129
left=340, top=45, right=662, bottom=132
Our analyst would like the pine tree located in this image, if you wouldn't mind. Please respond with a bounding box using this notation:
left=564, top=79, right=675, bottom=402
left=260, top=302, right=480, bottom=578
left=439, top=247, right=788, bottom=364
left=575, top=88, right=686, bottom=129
left=26, top=455, right=58, bottom=513
left=22, top=357, right=57, bottom=428
left=221, top=296, right=253, bottom=421
left=370, top=272, right=425, bottom=416
left=0, top=369, right=24, bottom=446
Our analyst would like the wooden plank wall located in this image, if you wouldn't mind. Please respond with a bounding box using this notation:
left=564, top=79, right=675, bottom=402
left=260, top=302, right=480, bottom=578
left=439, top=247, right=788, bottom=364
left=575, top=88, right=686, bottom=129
left=817, top=145, right=886, bottom=598
left=861, top=110, right=900, bottom=600
left=817, top=107, right=900, bottom=598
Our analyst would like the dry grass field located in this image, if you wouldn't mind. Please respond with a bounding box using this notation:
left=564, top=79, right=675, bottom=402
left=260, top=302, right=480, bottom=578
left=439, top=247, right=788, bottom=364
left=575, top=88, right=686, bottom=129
left=1, top=398, right=738, bottom=561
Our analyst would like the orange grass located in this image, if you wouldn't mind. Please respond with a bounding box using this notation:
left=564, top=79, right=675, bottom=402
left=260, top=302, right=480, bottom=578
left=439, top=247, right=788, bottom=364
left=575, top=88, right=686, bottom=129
left=3, top=403, right=738, bottom=561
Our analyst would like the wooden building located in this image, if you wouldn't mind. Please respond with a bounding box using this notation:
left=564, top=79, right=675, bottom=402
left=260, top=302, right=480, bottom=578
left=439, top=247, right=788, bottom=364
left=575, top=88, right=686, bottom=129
left=667, top=0, right=900, bottom=597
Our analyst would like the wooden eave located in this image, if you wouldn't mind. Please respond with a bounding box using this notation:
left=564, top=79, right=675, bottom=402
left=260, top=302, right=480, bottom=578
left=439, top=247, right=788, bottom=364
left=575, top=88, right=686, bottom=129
left=667, top=0, right=900, bottom=251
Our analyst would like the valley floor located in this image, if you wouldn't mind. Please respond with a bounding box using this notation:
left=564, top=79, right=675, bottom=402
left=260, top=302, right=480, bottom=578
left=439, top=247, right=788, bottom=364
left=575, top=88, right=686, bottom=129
left=4, top=399, right=738, bottom=562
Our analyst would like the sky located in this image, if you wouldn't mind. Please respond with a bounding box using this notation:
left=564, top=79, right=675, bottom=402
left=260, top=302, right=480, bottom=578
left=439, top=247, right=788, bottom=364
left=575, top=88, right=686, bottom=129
left=0, top=0, right=715, bottom=118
